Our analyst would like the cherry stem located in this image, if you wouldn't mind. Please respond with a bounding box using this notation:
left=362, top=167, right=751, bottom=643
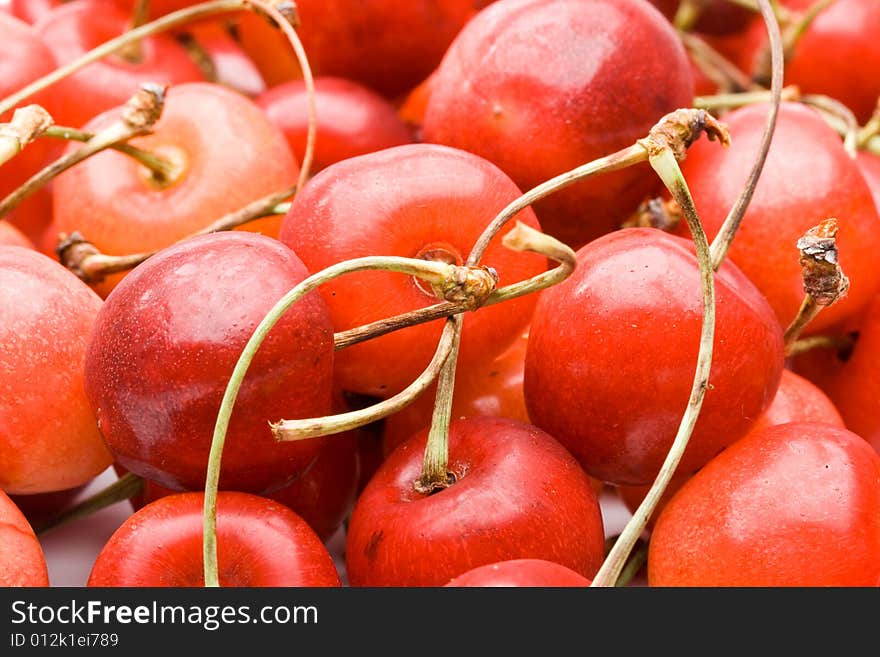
left=783, top=218, right=849, bottom=354
left=33, top=473, right=145, bottom=536
left=246, top=0, right=316, bottom=192
left=43, top=125, right=178, bottom=180
left=678, top=31, right=758, bottom=94
left=752, top=0, right=834, bottom=87
left=117, top=0, right=152, bottom=64
left=800, top=94, right=859, bottom=158
left=176, top=32, right=220, bottom=83
left=0, top=84, right=167, bottom=221
left=856, top=99, right=880, bottom=149
left=613, top=537, right=650, bottom=588
left=694, top=85, right=800, bottom=112
left=57, top=185, right=296, bottom=283
left=709, top=0, right=784, bottom=271
left=0, top=0, right=245, bottom=118
left=673, top=0, right=707, bottom=32
left=334, top=224, right=576, bottom=351
left=592, top=147, right=716, bottom=588
left=275, top=223, right=576, bottom=441
left=203, top=254, right=503, bottom=587
left=785, top=333, right=855, bottom=358
left=0, top=105, right=53, bottom=167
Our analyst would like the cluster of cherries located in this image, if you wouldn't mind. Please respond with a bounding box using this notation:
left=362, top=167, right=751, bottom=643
left=2, top=0, right=880, bottom=589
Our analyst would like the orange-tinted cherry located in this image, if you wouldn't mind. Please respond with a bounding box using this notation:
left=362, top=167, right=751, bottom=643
left=445, top=558, right=592, bottom=587
left=0, top=489, right=49, bottom=586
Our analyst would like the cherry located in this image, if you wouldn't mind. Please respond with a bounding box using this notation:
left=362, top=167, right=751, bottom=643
left=346, top=416, right=605, bottom=586
left=648, top=0, right=754, bottom=36
left=855, top=150, right=880, bottom=212
left=255, top=76, right=412, bottom=174
left=87, top=491, right=342, bottom=586
left=182, top=21, right=266, bottom=98
left=33, top=0, right=204, bottom=128
left=8, top=0, right=58, bottom=24
left=83, top=231, right=335, bottom=494
left=616, top=367, right=845, bottom=526
left=10, top=485, right=87, bottom=529
left=674, top=102, right=880, bottom=334
left=647, top=422, right=880, bottom=586
left=51, top=81, right=298, bottom=296
left=783, top=0, right=880, bottom=124
left=0, top=246, right=113, bottom=494
left=422, top=0, right=695, bottom=249
left=0, top=489, right=49, bottom=586
left=278, top=143, right=546, bottom=398
left=524, top=227, right=785, bottom=486
left=444, top=558, right=592, bottom=587
left=0, top=13, right=59, bottom=245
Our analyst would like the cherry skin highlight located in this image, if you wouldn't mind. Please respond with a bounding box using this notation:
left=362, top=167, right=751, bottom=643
left=279, top=143, right=546, bottom=398
left=674, top=102, right=880, bottom=334
left=87, top=492, right=341, bottom=586
left=422, top=0, right=695, bottom=249
left=0, top=246, right=113, bottom=495
left=83, top=232, right=335, bottom=494
left=346, top=416, right=606, bottom=587
left=0, top=489, right=49, bottom=586
left=647, top=422, right=880, bottom=586
left=524, top=227, right=785, bottom=486
left=445, top=559, right=592, bottom=587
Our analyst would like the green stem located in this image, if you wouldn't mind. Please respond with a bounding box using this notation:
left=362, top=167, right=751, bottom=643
left=615, top=539, right=650, bottom=588
left=592, top=147, right=716, bottom=588
left=709, top=0, right=785, bottom=271
left=34, top=473, right=144, bottom=535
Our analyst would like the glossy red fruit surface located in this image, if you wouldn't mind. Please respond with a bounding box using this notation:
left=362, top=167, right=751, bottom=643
left=52, top=81, right=298, bottom=296
left=0, top=246, right=113, bottom=494
left=256, top=76, right=412, bottom=173
left=675, top=102, right=880, bottom=334
left=648, top=422, right=880, bottom=586
left=0, top=489, right=49, bottom=586
left=422, top=0, right=695, bottom=249
left=87, top=492, right=341, bottom=586
left=34, top=0, right=204, bottom=128
left=83, top=232, right=334, bottom=494
left=855, top=150, right=880, bottom=213
left=0, top=221, right=34, bottom=248
left=279, top=143, right=546, bottom=398
left=524, top=228, right=784, bottom=486
left=346, top=416, right=606, bottom=587
left=445, top=558, right=592, bottom=587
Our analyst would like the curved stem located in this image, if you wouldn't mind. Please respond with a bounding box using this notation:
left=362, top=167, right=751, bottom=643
left=202, top=254, right=499, bottom=587
left=857, top=100, right=880, bottom=149
left=694, top=86, right=800, bottom=112
left=800, top=94, right=858, bottom=158
left=678, top=31, right=757, bottom=94
left=592, top=147, right=716, bottom=588
left=614, top=538, right=650, bottom=588
left=674, top=0, right=707, bottom=32
left=43, top=125, right=177, bottom=180
left=0, top=0, right=245, bottom=118
left=785, top=333, right=855, bottom=358
left=34, top=473, right=144, bottom=535
left=246, top=0, right=316, bottom=191
left=709, top=0, right=784, bottom=271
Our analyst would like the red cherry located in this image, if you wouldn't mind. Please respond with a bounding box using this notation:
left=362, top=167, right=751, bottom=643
left=278, top=143, right=546, bottom=398
left=51, top=81, right=298, bottom=296
left=34, top=0, right=204, bottom=128
left=784, top=0, right=880, bottom=124
left=0, top=489, right=49, bottom=586
left=346, top=416, right=606, bottom=587
left=647, top=422, right=880, bottom=586
left=674, top=102, right=880, bottom=334
left=83, top=231, right=335, bottom=494
left=524, top=228, right=784, bottom=486
left=855, top=150, right=880, bottom=213
left=87, top=492, right=341, bottom=586
left=422, top=0, right=695, bottom=249
left=648, top=0, right=754, bottom=35
left=0, top=246, right=113, bottom=494
left=445, top=558, right=592, bottom=587
left=255, top=76, right=412, bottom=174
left=8, top=0, right=58, bottom=24
left=183, top=21, right=267, bottom=98
left=616, top=368, right=845, bottom=526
